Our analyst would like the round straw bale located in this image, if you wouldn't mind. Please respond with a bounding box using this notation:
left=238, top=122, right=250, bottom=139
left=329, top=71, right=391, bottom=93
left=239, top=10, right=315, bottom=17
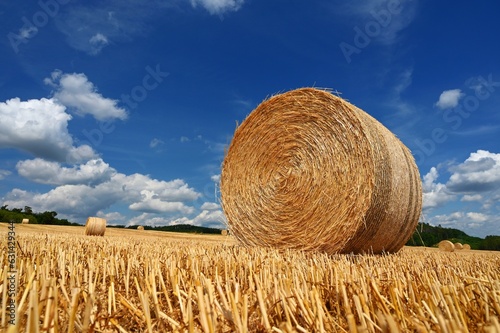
left=85, top=217, right=106, bottom=236
left=21, top=218, right=29, bottom=224
left=137, top=225, right=144, bottom=230
left=438, top=240, right=455, bottom=252
left=462, top=243, right=471, bottom=250
left=454, top=242, right=464, bottom=250
left=220, top=88, right=422, bottom=255
left=221, top=229, right=228, bottom=236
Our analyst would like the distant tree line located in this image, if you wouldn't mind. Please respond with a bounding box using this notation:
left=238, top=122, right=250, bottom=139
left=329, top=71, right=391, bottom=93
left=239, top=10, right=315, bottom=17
left=406, top=222, right=500, bottom=251
left=109, top=224, right=222, bottom=234
left=0, top=205, right=80, bottom=226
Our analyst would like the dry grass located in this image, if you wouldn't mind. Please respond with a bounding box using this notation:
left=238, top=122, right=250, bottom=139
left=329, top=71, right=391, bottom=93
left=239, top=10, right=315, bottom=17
left=1, top=223, right=500, bottom=332
left=221, top=88, right=422, bottom=255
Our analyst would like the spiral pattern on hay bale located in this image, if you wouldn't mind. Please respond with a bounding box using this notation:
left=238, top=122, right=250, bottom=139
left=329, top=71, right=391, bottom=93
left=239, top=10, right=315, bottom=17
left=454, top=242, right=464, bottom=250
left=462, top=244, right=471, bottom=250
left=438, top=240, right=455, bottom=252
left=85, top=217, right=106, bottom=236
left=220, top=88, right=422, bottom=254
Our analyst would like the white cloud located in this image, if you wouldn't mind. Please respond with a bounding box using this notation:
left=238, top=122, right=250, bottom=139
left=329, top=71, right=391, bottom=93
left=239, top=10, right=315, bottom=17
left=97, top=211, right=126, bottom=223
left=16, top=158, right=116, bottom=186
left=170, top=209, right=226, bottom=228
left=461, top=194, right=482, bottom=202
left=0, top=97, right=97, bottom=163
left=2, top=170, right=201, bottom=220
left=150, top=138, right=165, bottom=148
left=129, top=190, right=194, bottom=214
left=211, top=174, right=221, bottom=182
left=46, top=70, right=127, bottom=121
left=200, top=202, right=220, bottom=210
left=428, top=211, right=499, bottom=238
left=20, top=26, right=38, bottom=39
left=466, top=212, right=488, bottom=223
left=0, top=169, right=12, bottom=180
left=422, top=167, right=455, bottom=209
left=422, top=150, right=500, bottom=237
left=89, top=33, right=110, bottom=55
left=190, top=0, right=245, bottom=15
left=447, top=150, right=500, bottom=193
left=435, top=89, right=463, bottom=109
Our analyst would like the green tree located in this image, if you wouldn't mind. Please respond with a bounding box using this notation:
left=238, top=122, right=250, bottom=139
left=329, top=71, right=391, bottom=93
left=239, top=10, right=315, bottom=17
left=24, top=206, right=33, bottom=214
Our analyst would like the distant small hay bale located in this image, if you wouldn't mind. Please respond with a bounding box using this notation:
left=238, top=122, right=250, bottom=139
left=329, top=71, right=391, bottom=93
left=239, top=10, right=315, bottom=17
left=221, top=229, right=228, bottom=236
left=85, top=217, right=106, bottom=236
left=22, top=218, right=29, bottom=224
left=220, top=88, right=422, bottom=255
left=137, top=226, right=144, bottom=230
left=454, top=242, right=464, bottom=250
left=438, top=240, right=455, bottom=252
left=462, top=244, right=471, bottom=250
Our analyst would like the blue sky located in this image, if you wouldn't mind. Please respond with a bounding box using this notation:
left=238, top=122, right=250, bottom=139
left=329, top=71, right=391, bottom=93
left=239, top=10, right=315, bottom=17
left=1, top=0, right=499, bottom=238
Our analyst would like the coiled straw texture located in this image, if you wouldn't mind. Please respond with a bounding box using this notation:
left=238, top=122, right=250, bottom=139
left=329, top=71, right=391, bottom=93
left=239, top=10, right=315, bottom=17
left=220, top=88, right=422, bottom=254
left=85, top=217, right=106, bottom=236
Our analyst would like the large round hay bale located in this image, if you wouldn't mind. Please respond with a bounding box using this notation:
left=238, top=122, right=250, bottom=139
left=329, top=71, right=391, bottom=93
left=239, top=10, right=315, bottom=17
left=137, top=225, right=144, bottom=230
left=438, top=240, right=455, bottom=252
left=85, top=217, right=106, bottom=236
left=462, top=244, right=471, bottom=250
left=220, top=88, right=422, bottom=255
left=21, top=218, right=29, bottom=224
left=221, top=229, right=228, bottom=236
left=454, top=242, right=464, bottom=250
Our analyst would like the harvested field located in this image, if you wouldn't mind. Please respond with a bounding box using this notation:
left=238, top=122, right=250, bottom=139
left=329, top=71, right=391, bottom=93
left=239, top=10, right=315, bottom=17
left=1, top=223, right=499, bottom=332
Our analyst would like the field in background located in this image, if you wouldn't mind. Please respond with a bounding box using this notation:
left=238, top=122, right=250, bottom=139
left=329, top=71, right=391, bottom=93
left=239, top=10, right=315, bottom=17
left=1, top=223, right=499, bottom=332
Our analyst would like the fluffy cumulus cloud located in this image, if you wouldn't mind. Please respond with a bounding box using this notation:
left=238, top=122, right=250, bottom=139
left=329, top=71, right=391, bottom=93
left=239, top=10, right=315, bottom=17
left=422, top=167, right=456, bottom=209
left=45, top=70, right=127, bottom=121
left=429, top=212, right=500, bottom=237
left=190, top=0, right=245, bottom=15
left=422, top=150, right=500, bottom=237
left=2, top=165, right=201, bottom=221
left=129, top=190, right=194, bottom=214
left=200, top=202, right=220, bottom=210
left=0, top=97, right=96, bottom=163
left=16, top=158, right=116, bottom=186
left=435, top=89, right=463, bottom=109
left=446, top=150, right=500, bottom=192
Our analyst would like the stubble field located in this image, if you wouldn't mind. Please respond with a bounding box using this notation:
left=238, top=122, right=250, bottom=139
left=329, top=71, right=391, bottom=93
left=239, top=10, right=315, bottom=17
left=1, top=223, right=499, bottom=332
